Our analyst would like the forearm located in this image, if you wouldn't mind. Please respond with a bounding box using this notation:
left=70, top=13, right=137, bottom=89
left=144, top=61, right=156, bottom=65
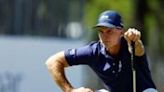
left=134, top=40, right=145, bottom=56
left=124, top=28, right=145, bottom=56
left=46, top=52, right=73, bottom=92
left=50, top=61, right=73, bottom=92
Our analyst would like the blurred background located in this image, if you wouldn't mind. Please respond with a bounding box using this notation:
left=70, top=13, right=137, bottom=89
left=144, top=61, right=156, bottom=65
left=0, top=0, right=163, bottom=92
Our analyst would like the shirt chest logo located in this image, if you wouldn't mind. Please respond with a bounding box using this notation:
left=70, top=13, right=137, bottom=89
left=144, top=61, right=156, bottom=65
left=103, top=62, right=111, bottom=71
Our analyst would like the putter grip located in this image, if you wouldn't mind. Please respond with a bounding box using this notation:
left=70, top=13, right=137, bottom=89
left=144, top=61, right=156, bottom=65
left=131, top=42, right=135, bottom=55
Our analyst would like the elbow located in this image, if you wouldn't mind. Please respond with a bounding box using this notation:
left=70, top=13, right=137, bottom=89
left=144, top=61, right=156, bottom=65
left=45, top=51, right=68, bottom=71
left=45, top=55, right=56, bottom=71
left=45, top=57, right=50, bottom=67
left=45, top=56, right=52, bottom=66
left=45, top=61, right=51, bottom=70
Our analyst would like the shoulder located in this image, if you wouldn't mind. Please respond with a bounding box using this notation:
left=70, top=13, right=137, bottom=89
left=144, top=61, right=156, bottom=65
left=87, top=41, right=100, bottom=49
left=64, top=41, right=101, bottom=65
left=85, top=41, right=101, bottom=54
left=71, top=41, right=100, bottom=52
left=64, top=41, right=101, bottom=58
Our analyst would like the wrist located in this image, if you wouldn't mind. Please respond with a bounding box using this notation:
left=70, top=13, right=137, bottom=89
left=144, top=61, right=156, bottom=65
left=64, top=86, right=73, bottom=92
left=134, top=40, right=145, bottom=56
left=135, top=39, right=141, bottom=45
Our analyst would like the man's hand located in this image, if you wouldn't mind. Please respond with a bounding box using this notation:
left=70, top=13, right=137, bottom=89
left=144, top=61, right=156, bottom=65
left=124, top=28, right=145, bottom=56
left=124, top=28, right=141, bottom=44
left=69, top=87, right=94, bottom=92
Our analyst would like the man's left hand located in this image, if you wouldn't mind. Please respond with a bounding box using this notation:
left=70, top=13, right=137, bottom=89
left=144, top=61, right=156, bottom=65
left=124, top=28, right=145, bottom=56
left=124, top=28, right=141, bottom=44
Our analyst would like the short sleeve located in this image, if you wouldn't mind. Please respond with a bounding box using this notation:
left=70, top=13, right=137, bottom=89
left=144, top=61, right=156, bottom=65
left=135, top=53, right=147, bottom=62
left=135, top=53, right=151, bottom=72
left=64, top=45, right=94, bottom=66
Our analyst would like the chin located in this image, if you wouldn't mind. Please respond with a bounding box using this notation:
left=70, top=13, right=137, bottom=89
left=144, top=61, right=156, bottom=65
left=107, top=43, right=119, bottom=48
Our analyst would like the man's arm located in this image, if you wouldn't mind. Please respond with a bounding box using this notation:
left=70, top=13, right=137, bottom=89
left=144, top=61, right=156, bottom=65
left=134, top=39, right=145, bottom=56
left=124, top=28, right=145, bottom=56
left=45, top=51, right=94, bottom=92
left=45, top=51, right=73, bottom=92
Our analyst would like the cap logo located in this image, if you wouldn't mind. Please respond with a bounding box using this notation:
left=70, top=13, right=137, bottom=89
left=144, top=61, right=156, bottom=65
left=100, top=15, right=109, bottom=20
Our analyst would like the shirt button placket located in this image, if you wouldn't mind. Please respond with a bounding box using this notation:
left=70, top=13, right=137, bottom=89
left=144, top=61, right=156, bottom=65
left=112, top=70, right=115, bottom=74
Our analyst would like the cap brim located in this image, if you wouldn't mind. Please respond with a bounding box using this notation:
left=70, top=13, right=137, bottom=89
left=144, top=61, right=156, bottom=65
left=93, top=23, right=116, bottom=29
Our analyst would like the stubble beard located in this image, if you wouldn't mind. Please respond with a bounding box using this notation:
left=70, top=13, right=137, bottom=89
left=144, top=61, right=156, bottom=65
left=104, top=39, right=121, bottom=55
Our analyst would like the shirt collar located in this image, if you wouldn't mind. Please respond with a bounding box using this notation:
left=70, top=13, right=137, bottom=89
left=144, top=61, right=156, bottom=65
left=100, top=41, right=111, bottom=58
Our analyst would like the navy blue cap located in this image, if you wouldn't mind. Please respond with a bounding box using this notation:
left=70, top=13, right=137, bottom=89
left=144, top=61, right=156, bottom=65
left=95, top=10, right=124, bottom=28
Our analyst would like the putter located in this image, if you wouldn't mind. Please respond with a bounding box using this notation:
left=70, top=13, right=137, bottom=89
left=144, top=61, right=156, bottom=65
left=129, top=42, right=136, bottom=92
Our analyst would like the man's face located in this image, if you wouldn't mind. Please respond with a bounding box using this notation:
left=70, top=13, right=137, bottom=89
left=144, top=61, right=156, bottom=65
left=98, top=26, right=124, bottom=49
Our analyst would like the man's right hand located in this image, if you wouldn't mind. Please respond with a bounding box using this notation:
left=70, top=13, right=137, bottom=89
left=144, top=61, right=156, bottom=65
left=69, top=87, right=94, bottom=92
